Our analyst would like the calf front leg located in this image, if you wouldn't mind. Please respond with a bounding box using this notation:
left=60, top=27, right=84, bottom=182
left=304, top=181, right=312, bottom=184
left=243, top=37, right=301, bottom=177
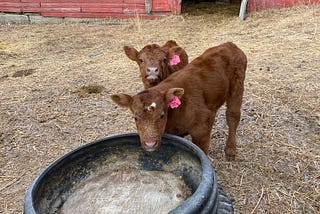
left=191, top=131, right=211, bottom=155
left=190, top=120, right=213, bottom=155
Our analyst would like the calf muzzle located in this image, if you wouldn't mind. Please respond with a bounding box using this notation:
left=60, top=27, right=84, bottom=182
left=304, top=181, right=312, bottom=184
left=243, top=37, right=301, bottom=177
left=142, top=138, right=160, bottom=152
left=145, top=67, right=160, bottom=80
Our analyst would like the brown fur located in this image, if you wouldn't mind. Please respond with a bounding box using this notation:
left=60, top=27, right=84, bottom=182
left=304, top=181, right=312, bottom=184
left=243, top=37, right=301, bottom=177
left=112, top=42, right=247, bottom=161
left=124, top=40, right=189, bottom=89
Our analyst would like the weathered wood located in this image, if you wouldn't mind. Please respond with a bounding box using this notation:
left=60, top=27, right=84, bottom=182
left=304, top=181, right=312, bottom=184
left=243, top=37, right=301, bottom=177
left=239, top=0, right=248, bottom=21
left=124, top=0, right=144, bottom=4
left=0, top=2, right=39, bottom=7
left=152, top=0, right=171, bottom=12
left=40, top=11, right=167, bottom=19
left=40, top=7, right=81, bottom=13
left=145, top=0, right=151, bottom=13
left=0, top=0, right=20, bottom=2
left=82, top=7, right=123, bottom=13
left=0, top=6, right=21, bottom=12
left=123, top=4, right=145, bottom=14
left=247, top=0, right=320, bottom=11
left=0, top=0, right=180, bottom=18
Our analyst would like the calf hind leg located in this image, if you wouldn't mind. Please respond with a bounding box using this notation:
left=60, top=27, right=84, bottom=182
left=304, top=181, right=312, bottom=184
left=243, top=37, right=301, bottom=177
left=225, top=83, right=244, bottom=161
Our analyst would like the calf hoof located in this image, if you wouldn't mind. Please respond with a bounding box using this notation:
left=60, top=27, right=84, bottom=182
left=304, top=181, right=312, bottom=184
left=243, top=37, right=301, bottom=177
left=225, top=148, right=236, bottom=161
left=225, top=154, right=235, bottom=161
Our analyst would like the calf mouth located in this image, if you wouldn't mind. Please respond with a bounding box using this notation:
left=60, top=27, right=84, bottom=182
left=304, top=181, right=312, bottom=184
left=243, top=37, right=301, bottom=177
left=145, top=75, right=159, bottom=81
left=141, top=139, right=160, bottom=152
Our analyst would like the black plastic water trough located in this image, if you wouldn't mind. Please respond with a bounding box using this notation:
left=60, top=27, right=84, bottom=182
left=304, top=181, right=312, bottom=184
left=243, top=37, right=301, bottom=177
left=24, top=133, right=233, bottom=214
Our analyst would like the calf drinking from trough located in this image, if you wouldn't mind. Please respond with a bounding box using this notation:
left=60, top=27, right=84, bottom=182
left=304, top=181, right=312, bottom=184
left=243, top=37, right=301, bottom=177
left=124, top=40, right=189, bottom=89
left=112, top=42, right=247, bottom=161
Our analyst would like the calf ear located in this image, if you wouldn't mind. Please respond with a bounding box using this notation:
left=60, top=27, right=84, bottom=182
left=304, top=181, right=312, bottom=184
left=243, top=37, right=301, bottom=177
left=111, top=94, right=133, bottom=108
left=168, top=46, right=188, bottom=66
left=161, top=40, right=178, bottom=54
left=165, top=88, right=184, bottom=102
left=123, top=46, right=139, bottom=62
left=163, top=40, right=178, bottom=48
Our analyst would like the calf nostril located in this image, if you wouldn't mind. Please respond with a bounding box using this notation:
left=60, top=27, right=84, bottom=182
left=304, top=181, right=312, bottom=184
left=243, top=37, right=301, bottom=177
left=147, top=67, right=158, bottom=74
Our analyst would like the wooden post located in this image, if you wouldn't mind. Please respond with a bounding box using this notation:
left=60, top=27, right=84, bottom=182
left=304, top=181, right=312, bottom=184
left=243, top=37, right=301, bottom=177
left=145, top=0, right=152, bottom=13
left=239, top=0, right=248, bottom=21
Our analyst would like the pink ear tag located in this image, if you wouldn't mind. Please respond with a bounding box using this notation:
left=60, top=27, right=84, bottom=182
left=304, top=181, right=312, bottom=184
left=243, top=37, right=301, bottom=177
left=169, top=96, right=181, bottom=109
left=169, top=54, right=180, bottom=66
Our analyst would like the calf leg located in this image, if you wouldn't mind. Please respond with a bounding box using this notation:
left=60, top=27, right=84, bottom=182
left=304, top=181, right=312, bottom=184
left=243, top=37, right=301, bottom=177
left=190, top=115, right=215, bottom=155
left=225, top=81, right=244, bottom=161
left=190, top=129, right=211, bottom=155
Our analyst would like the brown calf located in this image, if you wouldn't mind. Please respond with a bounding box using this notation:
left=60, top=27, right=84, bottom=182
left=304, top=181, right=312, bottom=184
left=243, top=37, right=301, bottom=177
left=124, top=40, right=188, bottom=89
left=112, top=42, right=247, bottom=161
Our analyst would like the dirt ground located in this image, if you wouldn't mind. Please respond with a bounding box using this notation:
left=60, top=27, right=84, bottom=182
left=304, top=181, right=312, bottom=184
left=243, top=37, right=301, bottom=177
left=0, top=1, right=319, bottom=213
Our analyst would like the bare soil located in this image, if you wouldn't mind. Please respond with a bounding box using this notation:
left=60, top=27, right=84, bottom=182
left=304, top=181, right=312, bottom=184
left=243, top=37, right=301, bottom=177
left=1, top=1, right=319, bottom=213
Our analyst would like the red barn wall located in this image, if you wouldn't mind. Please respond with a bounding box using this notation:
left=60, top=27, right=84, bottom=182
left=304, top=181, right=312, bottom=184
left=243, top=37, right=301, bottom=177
left=248, top=0, right=320, bottom=11
left=0, top=0, right=180, bottom=19
left=0, top=0, right=319, bottom=18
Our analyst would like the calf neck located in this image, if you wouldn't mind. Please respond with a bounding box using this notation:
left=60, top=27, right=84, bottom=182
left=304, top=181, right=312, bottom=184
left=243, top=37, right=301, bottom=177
left=112, top=42, right=247, bottom=160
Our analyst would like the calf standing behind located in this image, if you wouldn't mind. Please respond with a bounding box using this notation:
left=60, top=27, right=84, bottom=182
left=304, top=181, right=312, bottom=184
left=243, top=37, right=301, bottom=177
left=112, top=42, right=247, bottom=161
left=124, top=40, right=188, bottom=89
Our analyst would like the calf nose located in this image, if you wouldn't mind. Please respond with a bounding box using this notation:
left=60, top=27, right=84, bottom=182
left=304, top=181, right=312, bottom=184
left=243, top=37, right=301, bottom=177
left=143, top=139, right=158, bottom=152
left=147, top=67, right=159, bottom=74
left=145, top=141, right=156, bottom=148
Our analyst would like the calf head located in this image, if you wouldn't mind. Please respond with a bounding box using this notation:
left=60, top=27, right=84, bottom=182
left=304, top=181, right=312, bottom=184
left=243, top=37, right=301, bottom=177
left=124, top=40, right=188, bottom=88
left=111, top=88, right=184, bottom=152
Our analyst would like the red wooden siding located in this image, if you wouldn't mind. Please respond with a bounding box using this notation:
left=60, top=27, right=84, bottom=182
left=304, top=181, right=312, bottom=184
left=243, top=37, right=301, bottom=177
left=0, top=0, right=180, bottom=18
left=248, top=0, right=320, bottom=11
left=0, top=0, right=319, bottom=19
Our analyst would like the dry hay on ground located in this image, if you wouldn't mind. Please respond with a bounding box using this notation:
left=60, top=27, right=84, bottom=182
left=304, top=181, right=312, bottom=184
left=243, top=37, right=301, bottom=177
left=0, top=1, right=319, bottom=213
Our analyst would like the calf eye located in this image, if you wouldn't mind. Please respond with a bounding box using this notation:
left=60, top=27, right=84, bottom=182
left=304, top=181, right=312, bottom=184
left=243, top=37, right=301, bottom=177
left=139, top=59, right=144, bottom=63
left=134, top=117, right=138, bottom=121
left=160, top=114, right=165, bottom=119
left=162, top=57, right=167, bottom=63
